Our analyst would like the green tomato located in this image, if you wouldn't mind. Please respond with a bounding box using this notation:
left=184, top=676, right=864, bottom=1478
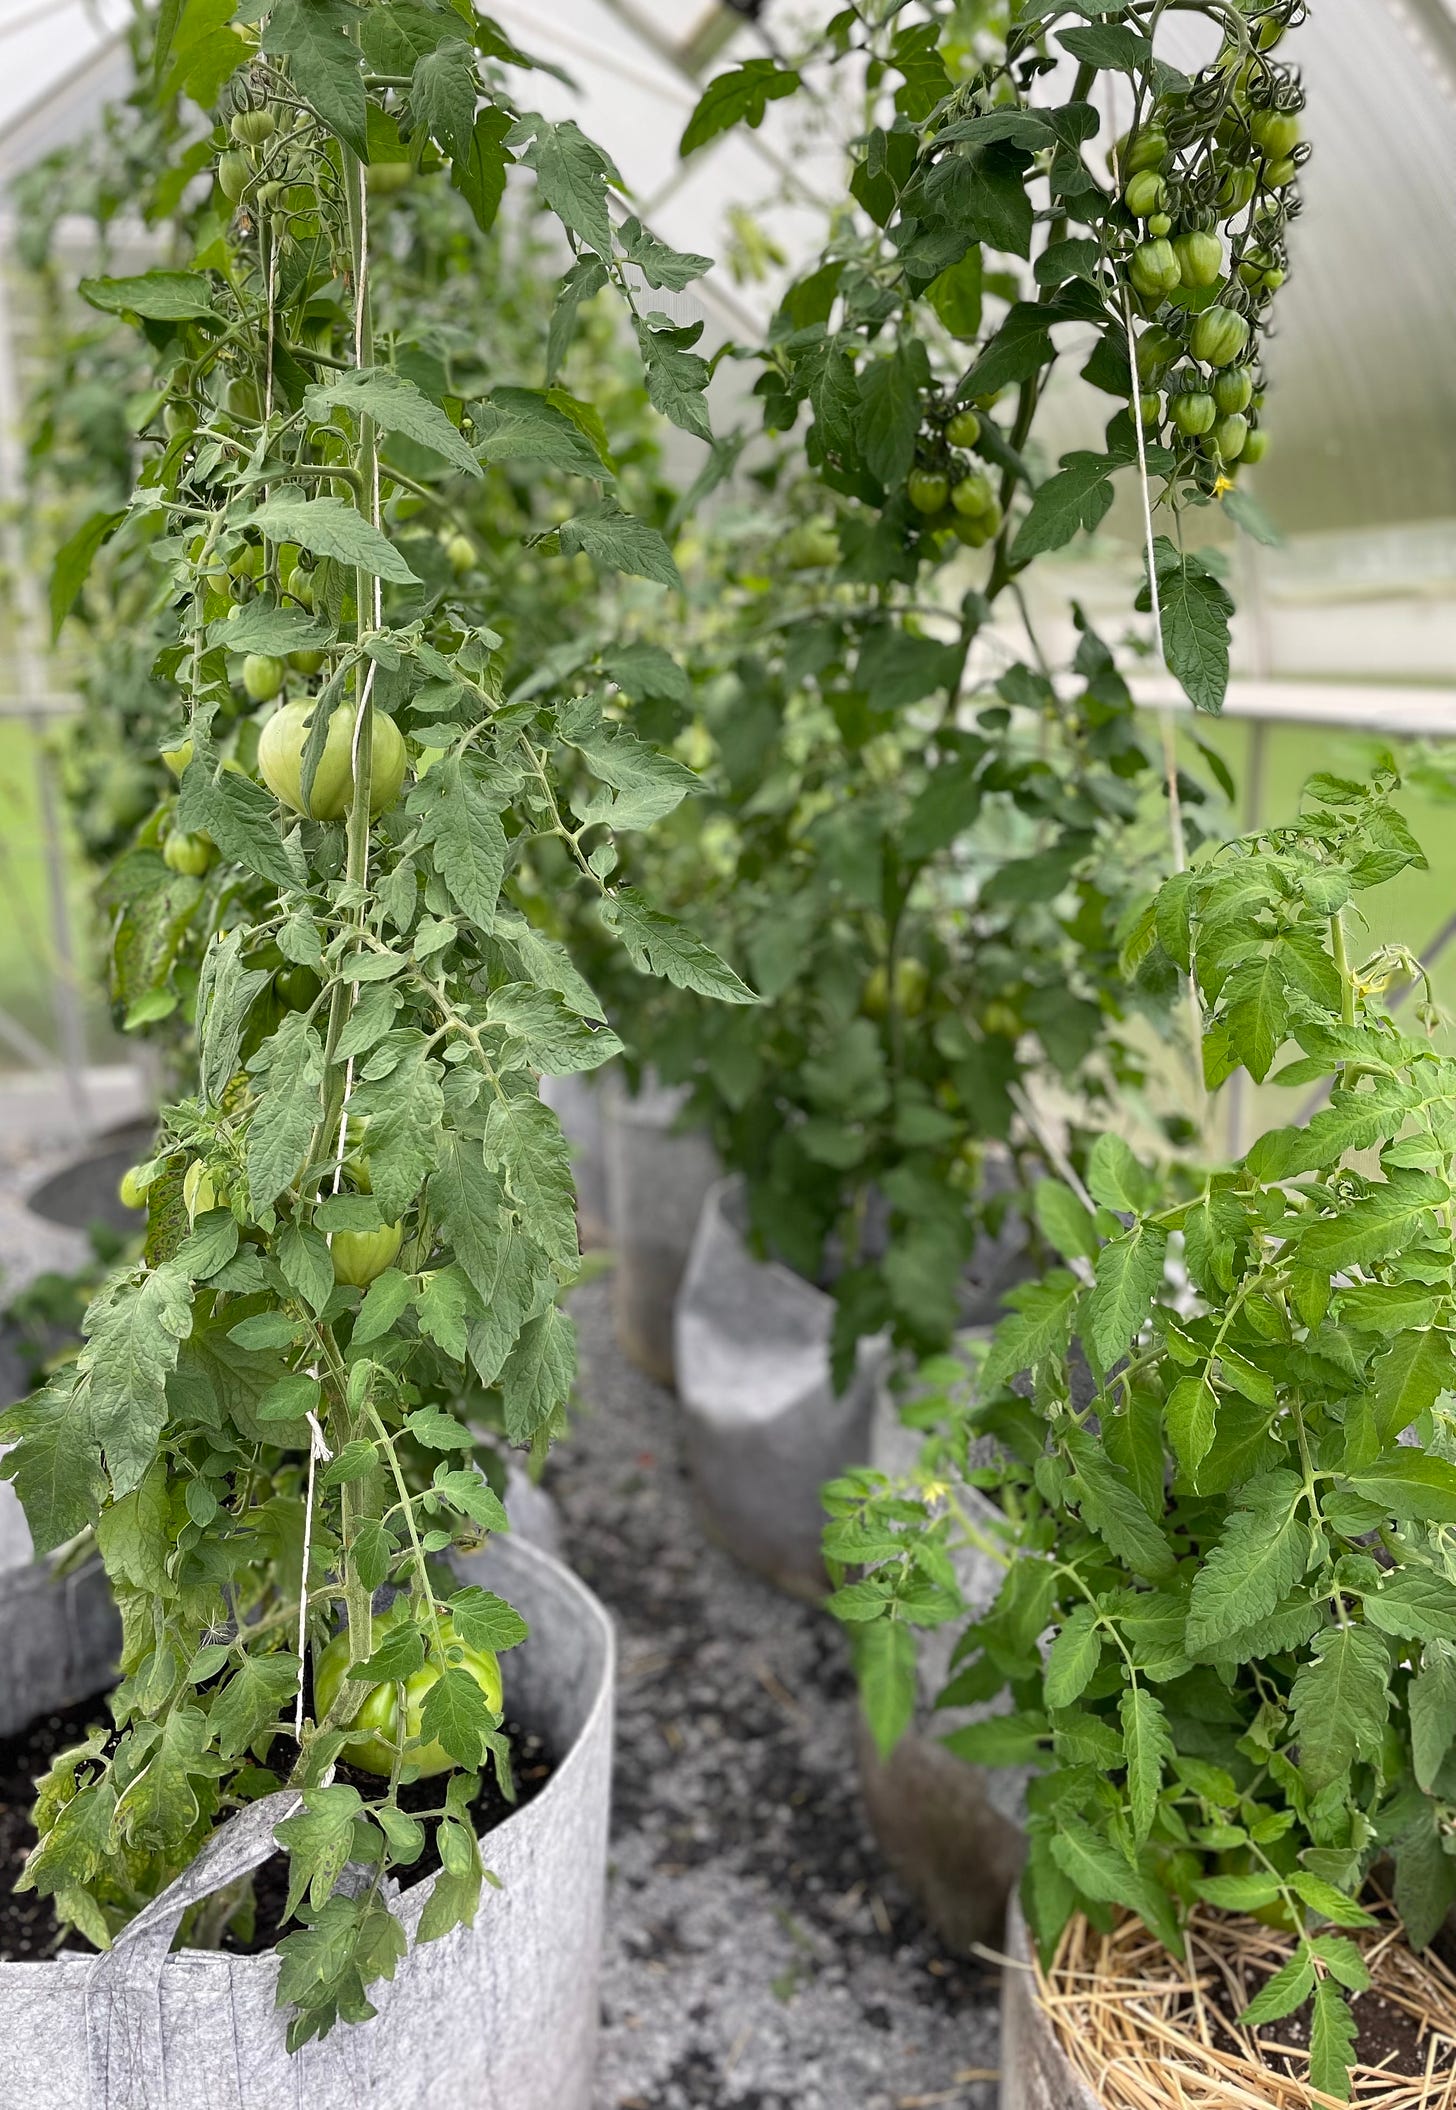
left=1263, top=155, right=1297, bottom=188
left=282, top=565, right=315, bottom=611
left=217, top=150, right=249, bottom=204
left=952, top=497, right=1002, bottom=547
left=242, top=653, right=286, bottom=703
left=164, top=403, right=195, bottom=440
left=1215, top=165, right=1257, bottom=218
left=1124, top=170, right=1167, bottom=219
left=1213, top=367, right=1254, bottom=415
left=118, top=1165, right=151, bottom=1211
left=443, top=532, right=475, bottom=577
left=274, top=964, right=322, bottom=1011
left=1213, top=413, right=1250, bottom=460
left=288, top=649, right=327, bottom=676
left=1171, top=391, right=1217, bottom=437
left=1129, top=238, right=1180, bottom=302
left=164, top=830, right=216, bottom=878
left=1117, top=124, right=1168, bottom=176
left=1251, top=108, right=1301, bottom=160
left=944, top=407, right=981, bottom=449
left=1190, top=305, right=1251, bottom=367
left=230, top=107, right=276, bottom=147
left=258, top=699, right=408, bottom=821
left=161, top=738, right=193, bottom=779
left=366, top=160, right=413, bottom=196
left=906, top=468, right=951, bottom=515
left=1241, top=426, right=1269, bottom=465
left=226, top=376, right=261, bottom=421
left=313, top=1607, right=503, bottom=1778
left=331, top=1221, right=404, bottom=1287
left=1135, top=324, right=1182, bottom=383
left=229, top=541, right=263, bottom=582
left=1173, top=229, right=1224, bottom=290
left=951, top=470, right=995, bottom=518
left=783, top=520, right=840, bottom=570
left=1146, top=212, right=1173, bottom=239
left=1136, top=391, right=1163, bottom=428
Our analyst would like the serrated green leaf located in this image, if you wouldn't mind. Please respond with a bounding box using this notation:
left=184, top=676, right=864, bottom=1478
left=1290, top=1625, right=1390, bottom=1792
left=603, top=887, right=755, bottom=1003
left=680, top=57, right=799, bottom=157
left=1185, top=1491, right=1308, bottom=1653
left=247, top=496, right=418, bottom=584
left=1308, top=1977, right=1357, bottom=2101
left=1085, top=1223, right=1167, bottom=1367
left=306, top=369, right=481, bottom=479
left=1165, top=1374, right=1216, bottom=1480
left=1120, top=1685, right=1171, bottom=1842
left=1044, top=1605, right=1102, bottom=1708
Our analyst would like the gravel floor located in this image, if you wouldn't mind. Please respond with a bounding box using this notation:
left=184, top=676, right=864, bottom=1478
left=550, top=1279, right=1003, bottom=2110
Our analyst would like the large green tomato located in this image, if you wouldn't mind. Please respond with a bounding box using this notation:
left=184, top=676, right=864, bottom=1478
left=331, top=1221, right=403, bottom=1286
left=164, top=831, right=216, bottom=878
left=313, top=1607, right=503, bottom=1778
left=258, top=700, right=407, bottom=821
left=1190, top=306, right=1251, bottom=368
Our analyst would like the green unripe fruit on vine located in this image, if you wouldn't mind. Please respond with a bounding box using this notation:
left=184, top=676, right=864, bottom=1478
left=952, top=496, right=1002, bottom=547
left=1135, top=325, right=1182, bottom=382
left=1147, top=212, right=1172, bottom=238
left=1136, top=391, right=1163, bottom=427
left=161, top=738, right=193, bottom=779
left=183, top=1161, right=217, bottom=1222
left=1117, top=124, right=1168, bottom=176
left=783, top=520, right=839, bottom=569
left=951, top=470, right=995, bottom=518
left=1171, top=391, right=1217, bottom=437
left=229, top=542, right=263, bottom=581
left=862, top=958, right=930, bottom=1020
left=242, top=653, right=286, bottom=702
left=217, top=151, right=249, bottom=204
left=313, top=1607, right=502, bottom=1777
left=258, top=699, right=408, bottom=821
left=1240, top=426, right=1269, bottom=465
left=1129, top=239, right=1180, bottom=301
left=1213, top=413, right=1249, bottom=460
left=1213, top=367, right=1254, bottom=415
left=330, top=1221, right=404, bottom=1287
left=288, top=650, right=326, bottom=676
left=444, top=532, right=475, bottom=576
left=944, top=407, right=981, bottom=449
left=164, top=403, right=195, bottom=440
left=1190, top=305, right=1251, bottom=367
left=1250, top=108, right=1301, bottom=160
left=1263, top=155, right=1297, bottom=188
left=365, top=160, right=412, bottom=195
left=283, top=565, right=315, bottom=610
left=1124, top=170, right=1167, bottom=219
left=164, top=830, right=216, bottom=878
left=226, top=376, right=261, bottom=420
left=118, top=1165, right=151, bottom=1211
left=274, top=964, right=322, bottom=1011
left=1173, top=229, right=1224, bottom=290
left=230, top=107, right=276, bottom=147
left=906, top=468, right=950, bottom=514
left=1215, top=165, right=1257, bottom=217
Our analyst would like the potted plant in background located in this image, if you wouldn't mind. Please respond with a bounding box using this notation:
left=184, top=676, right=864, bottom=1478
left=0, top=1, right=751, bottom=2093
left=841, top=768, right=1456, bottom=2104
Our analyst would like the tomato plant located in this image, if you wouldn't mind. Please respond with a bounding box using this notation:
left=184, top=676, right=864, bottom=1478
left=0, top=0, right=753, bottom=2052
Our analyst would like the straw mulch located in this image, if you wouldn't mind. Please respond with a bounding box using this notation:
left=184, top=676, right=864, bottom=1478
left=1035, top=1904, right=1456, bottom=2109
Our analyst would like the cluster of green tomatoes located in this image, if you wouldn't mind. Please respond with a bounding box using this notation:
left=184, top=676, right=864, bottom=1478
left=1116, top=7, right=1306, bottom=484
left=904, top=403, right=1004, bottom=546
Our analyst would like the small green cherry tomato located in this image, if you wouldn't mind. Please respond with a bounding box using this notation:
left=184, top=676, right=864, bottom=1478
left=313, top=1608, right=503, bottom=1778
left=366, top=160, right=412, bottom=195
left=258, top=700, right=408, bottom=822
left=1240, top=426, right=1269, bottom=465
left=1124, top=170, right=1167, bottom=219
left=161, top=738, right=193, bottom=779
left=288, top=649, right=326, bottom=676
left=230, top=107, right=276, bottom=147
left=906, top=468, right=951, bottom=515
left=1146, top=212, right=1173, bottom=238
left=1173, top=229, right=1224, bottom=290
left=1171, top=392, right=1217, bottom=437
left=242, top=653, right=286, bottom=703
left=274, top=964, right=322, bottom=1011
left=1119, top=124, right=1168, bottom=176
left=1212, top=413, right=1249, bottom=460
left=783, top=520, right=840, bottom=570
left=444, top=532, right=475, bottom=577
left=217, top=151, right=249, bottom=204
left=1251, top=108, right=1301, bottom=160
left=1129, top=239, right=1181, bottom=302
left=944, top=407, right=982, bottom=449
left=1135, top=324, right=1182, bottom=383
left=1190, top=305, right=1251, bottom=367
left=1137, top=391, right=1163, bottom=428
left=952, top=471, right=995, bottom=518
left=1263, top=155, right=1297, bottom=188
left=164, top=831, right=216, bottom=878
left=226, top=376, right=261, bottom=421
left=164, top=403, right=195, bottom=440
left=1213, top=367, right=1254, bottom=415
left=1215, top=165, right=1257, bottom=218
left=330, top=1222, right=404, bottom=1287
left=118, top=1166, right=151, bottom=1211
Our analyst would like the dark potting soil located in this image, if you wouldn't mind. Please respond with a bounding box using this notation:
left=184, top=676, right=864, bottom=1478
left=1201, top=1923, right=1455, bottom=2084
left=0, top=1693, right=554, bottom=1964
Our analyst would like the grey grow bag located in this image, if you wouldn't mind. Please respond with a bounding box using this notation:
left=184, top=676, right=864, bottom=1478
left=0, top=1480, right=120, bottom=1740
left=674, top=1178, right=888, bottom=1598
left=0, top=1533, right=615, bottom=2110
left=601, top=1074, right=718, bottom=1386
